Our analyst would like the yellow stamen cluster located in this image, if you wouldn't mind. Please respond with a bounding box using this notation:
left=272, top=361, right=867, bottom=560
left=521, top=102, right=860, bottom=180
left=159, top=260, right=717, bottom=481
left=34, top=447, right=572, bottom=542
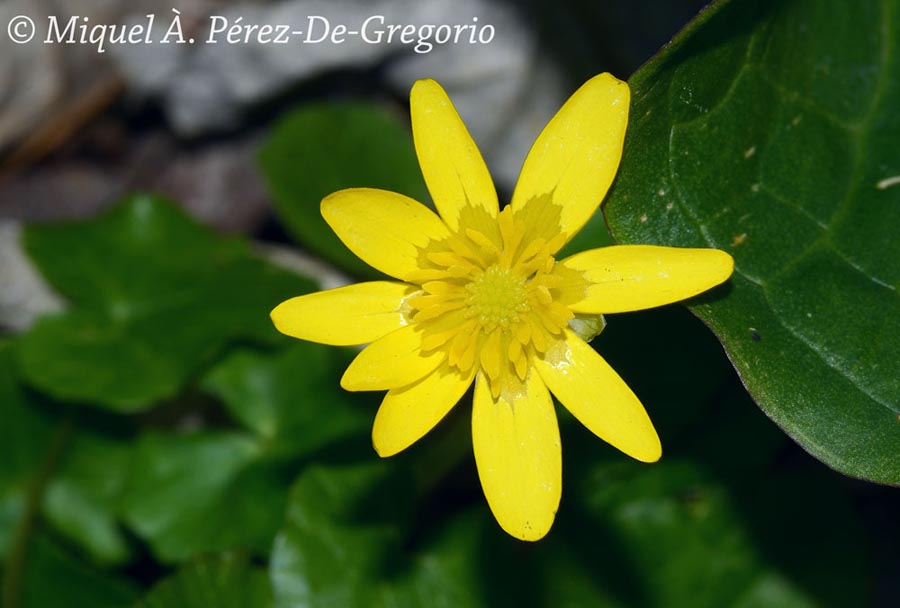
left=406, top=204, right=576, bottom=399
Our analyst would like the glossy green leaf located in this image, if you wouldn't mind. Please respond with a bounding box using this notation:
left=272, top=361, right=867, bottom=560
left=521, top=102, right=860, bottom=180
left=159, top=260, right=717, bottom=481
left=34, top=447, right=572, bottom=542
left=259, top=102, right=429, bottom=277
left=602, top=0, right=900, bottom=483
left=139, top=556, right=272, bottom=608
left=200, top=342, right=371, bottom=456
left=16, top=195, right=311, bottom=412
left=119, top=431, right=285, bottom=563
left=121, top=343, right=370, bottom=563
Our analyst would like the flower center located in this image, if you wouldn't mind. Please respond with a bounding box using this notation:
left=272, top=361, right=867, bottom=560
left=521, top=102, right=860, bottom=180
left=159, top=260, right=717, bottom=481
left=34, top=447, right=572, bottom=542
left=404, top=200, right=587, bottom=400
left=465, top=265, right=527, bottom=332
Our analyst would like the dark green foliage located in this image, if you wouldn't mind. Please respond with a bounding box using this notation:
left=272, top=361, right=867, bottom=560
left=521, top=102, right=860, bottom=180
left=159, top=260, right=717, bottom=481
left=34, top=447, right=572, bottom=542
left=603, top=0, right=900, bottom=484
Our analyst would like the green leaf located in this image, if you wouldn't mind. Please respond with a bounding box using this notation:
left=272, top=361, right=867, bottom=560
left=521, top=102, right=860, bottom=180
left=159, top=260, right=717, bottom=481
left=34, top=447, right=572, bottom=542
left=0, top=343, right=55, bottom=559
left=18, top=535, right=140, bottom=608
left=547, top=460, right=820, bottom=608
left=200, top=342, right=371, bottom=456
left=546, top=310, right=869, bottom=608
left=602, top=0, right=900, bottom=483
left=0, top=341, right=136, bottom=571
left=2, top=394, right=136, bottom=606
left=138, top=555, right=272, bottom=608
left=16, top=195, right=311, bottom=412
left=267, top=318, right=867, bottom=608
left=270, top=462, right=491, bottom=608
left=259, top=102, right=429, bottom=277
left=41, top=432, right=134, bottom=566
left=271, top=454, right=854, bottom=608
left=119, top=431, right=285, bottom=563
left=120, top=341, right=372, bottom=563
left=675, top=374, right=869, bottom=607
left=552, top=305, right=868, bottom=606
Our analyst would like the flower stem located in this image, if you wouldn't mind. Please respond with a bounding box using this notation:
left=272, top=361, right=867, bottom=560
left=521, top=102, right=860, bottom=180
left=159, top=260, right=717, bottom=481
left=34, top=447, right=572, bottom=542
left=1, top=412, right=74, bottom=608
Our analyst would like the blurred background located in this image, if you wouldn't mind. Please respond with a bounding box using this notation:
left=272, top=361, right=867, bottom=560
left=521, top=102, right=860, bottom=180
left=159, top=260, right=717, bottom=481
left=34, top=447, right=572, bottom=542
left=1, top=0, right=898, bottom=606
left=0, top=0, right=714, bottom=239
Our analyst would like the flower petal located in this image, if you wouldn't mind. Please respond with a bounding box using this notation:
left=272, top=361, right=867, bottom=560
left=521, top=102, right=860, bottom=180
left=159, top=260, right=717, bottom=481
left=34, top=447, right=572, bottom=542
left=373, top=363, right=476, bottom=457
left=410, top=79, right=499, bottom=230
left=321, top=188, right=451, bottom=281
left=511, top=73, right=629, bottom=243
left=535, top=329, right=660, bottom=463
left=563, top=245, right=734, bottom=313
left=271, top=281, right=416, bottom=346
left=472, top=371, right=561, bottom=542
left=341, top=325, right=444, bottom=391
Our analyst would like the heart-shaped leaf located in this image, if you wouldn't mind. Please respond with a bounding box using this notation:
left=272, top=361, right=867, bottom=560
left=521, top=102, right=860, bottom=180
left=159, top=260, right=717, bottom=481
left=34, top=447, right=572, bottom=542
left=259, top=102, right=429, bottom=278
left=603, top=0, right=900, bottom=483
left=200, top=342, right=371, bottom=456
left=119, top=431, right=287, bottom=563
left=16, top=196, right=311, bottom=412
left=120, top=343, right=371, bottom=563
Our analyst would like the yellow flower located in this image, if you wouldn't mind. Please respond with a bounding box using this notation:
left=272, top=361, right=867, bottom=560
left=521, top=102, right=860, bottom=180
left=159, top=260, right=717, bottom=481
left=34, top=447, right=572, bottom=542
left=271, top=74, right=733, bottom=541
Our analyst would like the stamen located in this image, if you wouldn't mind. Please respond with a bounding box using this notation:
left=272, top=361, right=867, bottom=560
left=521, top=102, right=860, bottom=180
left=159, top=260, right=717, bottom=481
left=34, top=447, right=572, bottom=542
left=479, top=330, right=502, bottom=382
left=513, top=354, right=528, bottom=380
left=428, top=251, right=468, bottom=268
left=515, top=322, right=531, bottom=345
left=447, top=235, right=490, bottom=267
left=407, top=199, right=574, bottom=397
left=422, top=281, right=460, bottom=295
left=459, top=333, right=479, bottom=370
left=465, top=228, right=501, bottom=256
left=447, top=265, right=478, bottom=278
left=406, top=268, right=453, bottom=283
left=414, top=301, right=466, bottom=322
left=533, top=285, right=553, bottom=305
left=408, top=294, right=461, bottom=310
left=508, top=337, right=522, bottom=362
left=537, top=308, right=566, bottom=334
left=531, top=326, right=548, bottom=352
left=516, top=238, right=547, bottom=266
left=547, top=231, right=568, bottom=253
